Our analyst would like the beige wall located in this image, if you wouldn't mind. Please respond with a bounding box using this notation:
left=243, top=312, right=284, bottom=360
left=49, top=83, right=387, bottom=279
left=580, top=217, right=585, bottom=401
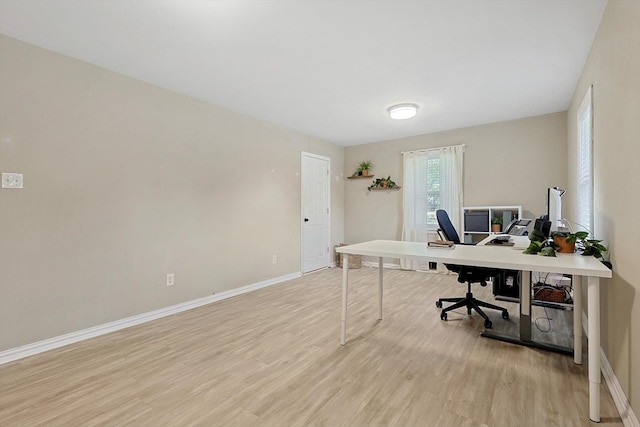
left=344, top=112, right=567, bottom=248
left=0, top=35, right=345, bottom=351
left=566, top=0, right=640, bottom=414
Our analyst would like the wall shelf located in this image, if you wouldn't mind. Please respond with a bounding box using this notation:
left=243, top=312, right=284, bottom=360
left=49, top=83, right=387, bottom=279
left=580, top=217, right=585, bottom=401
left=368, top=187, right=401, bottom=191
left=347, top=175, right=374, bottom=179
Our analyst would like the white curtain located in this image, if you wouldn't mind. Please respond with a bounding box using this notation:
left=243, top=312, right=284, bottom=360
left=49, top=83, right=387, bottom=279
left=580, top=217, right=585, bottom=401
left=400, top=145, right=464, bottom=270
left=439, top=145, right=465, bottom=232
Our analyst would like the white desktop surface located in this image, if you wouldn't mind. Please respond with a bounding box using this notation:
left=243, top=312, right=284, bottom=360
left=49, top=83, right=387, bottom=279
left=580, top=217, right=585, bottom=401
left=338, top=239, right=611, bottom=278
left=336, top=239, right=612, bottom=422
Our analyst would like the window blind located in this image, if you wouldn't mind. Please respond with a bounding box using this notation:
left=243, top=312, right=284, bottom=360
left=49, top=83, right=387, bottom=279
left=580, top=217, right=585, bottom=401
left=576, top=85, right=593, bottom=233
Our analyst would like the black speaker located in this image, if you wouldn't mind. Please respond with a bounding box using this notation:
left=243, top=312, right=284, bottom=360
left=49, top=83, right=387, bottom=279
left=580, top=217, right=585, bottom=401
left=534, top=218, right=552, bottom=237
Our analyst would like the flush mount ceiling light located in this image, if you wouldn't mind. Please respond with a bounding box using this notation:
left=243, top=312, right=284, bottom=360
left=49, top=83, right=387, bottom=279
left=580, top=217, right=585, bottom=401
left=388, top=103, right=418, bottom=120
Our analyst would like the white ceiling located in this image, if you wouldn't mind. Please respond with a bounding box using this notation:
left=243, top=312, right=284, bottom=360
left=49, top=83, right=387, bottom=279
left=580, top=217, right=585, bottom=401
left=0, top=0, right=607, bottom=146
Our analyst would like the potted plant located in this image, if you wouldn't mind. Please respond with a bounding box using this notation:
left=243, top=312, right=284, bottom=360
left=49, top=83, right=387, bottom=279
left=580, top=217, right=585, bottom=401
left=368, top=176, right=397, bottom=191
left=491, top=217, right=503, bottom=233
left=552, top=230, right=588, bottom=253
left=355, top=160, right=373, bottom=176
left=524, top=229, right=611, bottom=268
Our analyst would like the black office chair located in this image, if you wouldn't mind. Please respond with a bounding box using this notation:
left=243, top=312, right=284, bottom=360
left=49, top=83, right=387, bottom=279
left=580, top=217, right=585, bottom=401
left=435, top=209, right=509, bottom=328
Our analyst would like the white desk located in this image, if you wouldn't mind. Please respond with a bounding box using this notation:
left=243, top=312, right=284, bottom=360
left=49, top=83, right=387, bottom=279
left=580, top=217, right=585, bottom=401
left=335, top=239, right=612, bottom=422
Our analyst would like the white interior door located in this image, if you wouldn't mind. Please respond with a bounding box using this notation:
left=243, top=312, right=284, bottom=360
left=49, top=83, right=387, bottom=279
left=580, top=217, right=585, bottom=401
left=301, top=152, right=330, bottom=273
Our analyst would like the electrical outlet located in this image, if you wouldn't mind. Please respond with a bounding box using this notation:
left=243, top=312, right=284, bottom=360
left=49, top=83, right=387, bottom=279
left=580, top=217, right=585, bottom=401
left=2, top=173, right=23, bottom=189
left=166, top=273, right=175, bottom=287
left=272, top=255, right=277, bottom=264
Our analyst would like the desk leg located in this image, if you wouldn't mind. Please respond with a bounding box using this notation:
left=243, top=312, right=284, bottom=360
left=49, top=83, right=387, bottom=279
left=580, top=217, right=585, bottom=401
left=378, top=257, right=383, bottom=320
left=340, top=255, right=349, bottom=346
left=573, top=276, right=583, bottom=365
left=520, top=270, right=532, bottom=342
left=588, top=276, right=601, bottom=422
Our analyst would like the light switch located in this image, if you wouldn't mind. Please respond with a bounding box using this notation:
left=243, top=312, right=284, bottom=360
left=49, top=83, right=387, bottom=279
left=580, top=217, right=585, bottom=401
left=2, top=173, right=23, bottom=189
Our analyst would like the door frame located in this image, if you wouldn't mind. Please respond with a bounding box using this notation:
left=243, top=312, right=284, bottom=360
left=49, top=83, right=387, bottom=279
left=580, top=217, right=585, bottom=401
left=300, top=151, right=331, bottom=273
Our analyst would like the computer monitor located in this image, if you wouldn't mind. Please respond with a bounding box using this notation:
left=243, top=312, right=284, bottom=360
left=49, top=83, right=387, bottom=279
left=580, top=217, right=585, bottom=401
left=464, top=211, right=489, bottom=232
left=547, top=187, right=565, bottom=232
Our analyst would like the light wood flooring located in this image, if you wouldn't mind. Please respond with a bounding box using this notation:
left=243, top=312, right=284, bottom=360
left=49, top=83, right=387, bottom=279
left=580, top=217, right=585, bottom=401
left=0, top=267, right=623, bottom=426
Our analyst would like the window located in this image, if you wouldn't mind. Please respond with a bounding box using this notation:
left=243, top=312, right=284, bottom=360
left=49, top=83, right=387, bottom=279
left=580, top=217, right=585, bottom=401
left=426, top=155, right=441, bottom=228
left=402, top=146, right=463, bottom=233
left=401, top=146, right=464, bottom=270
left=576, top=86, right=593, bottom=232
left=402, top=151, right=442, bottom=232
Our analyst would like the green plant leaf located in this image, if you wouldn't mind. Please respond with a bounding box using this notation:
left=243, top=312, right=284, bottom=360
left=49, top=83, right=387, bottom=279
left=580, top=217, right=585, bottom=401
left=539, top=247, right=557, bottom=257
left=574, top=231, right=589, bottom=240
left=523, top=241, right=543, bottom=254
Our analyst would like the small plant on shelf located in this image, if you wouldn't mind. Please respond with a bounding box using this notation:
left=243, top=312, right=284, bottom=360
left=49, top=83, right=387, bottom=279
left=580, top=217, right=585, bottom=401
left=491, top=217, right=503, bottom=233
left=353, top=160, right=373, bottom=176
left=368, top=176, right=397, bottom=190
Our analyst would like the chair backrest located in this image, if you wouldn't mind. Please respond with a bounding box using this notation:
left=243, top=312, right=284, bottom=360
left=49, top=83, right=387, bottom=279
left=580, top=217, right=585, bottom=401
left=436, top=209, right=461, bottom=244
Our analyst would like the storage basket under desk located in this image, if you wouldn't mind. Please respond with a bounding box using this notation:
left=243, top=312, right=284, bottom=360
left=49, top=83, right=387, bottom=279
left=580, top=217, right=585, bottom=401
left=533, top=285, right=571, bottom=303
left=336, top=244, right=362, bottom=269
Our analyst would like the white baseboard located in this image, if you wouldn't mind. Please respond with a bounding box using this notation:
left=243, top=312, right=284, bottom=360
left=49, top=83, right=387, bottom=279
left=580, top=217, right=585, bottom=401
left=602, top=348, right=640, bottom=427
left=0, top=271, right=302, bottom=365
left=582, top=312, right=639, bottom=427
